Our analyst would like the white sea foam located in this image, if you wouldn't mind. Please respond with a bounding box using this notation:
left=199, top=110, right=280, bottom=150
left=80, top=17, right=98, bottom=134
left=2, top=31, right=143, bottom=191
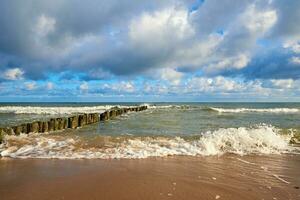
left=0, top=105, right=134, bottom=115
left=146, top=104, right=192, bottom=110
left=210, top=107, right=300, bottom=113
left=0, top=125, right=297, bottom=159
left=146, top=104, right=177, bottom=109
left=2, top=104, right=297, bottom=115
left=142, top=104, right=300, bottom=113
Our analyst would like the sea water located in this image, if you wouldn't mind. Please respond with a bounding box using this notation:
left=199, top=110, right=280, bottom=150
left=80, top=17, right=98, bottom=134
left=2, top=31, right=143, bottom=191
left=0, top=102, right=300, bottom=159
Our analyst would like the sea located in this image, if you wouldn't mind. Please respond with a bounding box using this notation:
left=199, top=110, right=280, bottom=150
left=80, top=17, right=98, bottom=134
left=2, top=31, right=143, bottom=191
left=0, top=102, right=300, bottom=159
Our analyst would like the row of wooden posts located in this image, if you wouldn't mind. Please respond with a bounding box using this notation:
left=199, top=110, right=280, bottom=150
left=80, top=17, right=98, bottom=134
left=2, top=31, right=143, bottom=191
left=0, top=106, right=148, bottom=136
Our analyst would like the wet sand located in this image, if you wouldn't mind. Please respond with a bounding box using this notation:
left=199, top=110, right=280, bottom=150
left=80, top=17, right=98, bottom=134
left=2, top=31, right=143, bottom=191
left=0, top=155, right=300, bottom=200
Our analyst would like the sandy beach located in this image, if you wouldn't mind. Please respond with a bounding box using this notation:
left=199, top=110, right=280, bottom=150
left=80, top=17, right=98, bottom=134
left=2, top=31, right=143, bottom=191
left=1, top=0, right=300, bottom=199
left=1, top=155, right=299, bottom=200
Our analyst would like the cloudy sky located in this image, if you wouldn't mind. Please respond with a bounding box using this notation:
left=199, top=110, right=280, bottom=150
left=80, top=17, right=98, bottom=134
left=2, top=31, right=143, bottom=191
left=0, top=0, right=300, bottom=102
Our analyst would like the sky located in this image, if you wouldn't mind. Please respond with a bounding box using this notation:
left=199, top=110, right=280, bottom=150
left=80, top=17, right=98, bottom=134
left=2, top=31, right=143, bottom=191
left=0, top=0, right=300, bottom=102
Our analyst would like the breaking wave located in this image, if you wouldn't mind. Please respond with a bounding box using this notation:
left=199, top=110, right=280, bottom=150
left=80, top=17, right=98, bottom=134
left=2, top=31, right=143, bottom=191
left=209, top=107, right=300, bottom=114
left=143, top=104, right=300, bottom=114
left=145, top=104, right=195, bottom=110
left=0, top=105, right=132, bottom=115
left=0, top=125, right=298, bottom=159
left=1, top=104, right=298, bottom=115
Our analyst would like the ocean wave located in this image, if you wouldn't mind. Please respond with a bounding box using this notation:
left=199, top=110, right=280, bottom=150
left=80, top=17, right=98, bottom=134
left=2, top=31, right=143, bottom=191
left=141, top=104, right=300, bottom=114
left=0, top=105, right=134, bottom=115
left=209, top=107, right=300, bottom=113
left=146, top=104, right=193, bottom=110
left=0, top=125, right=298, bottom=159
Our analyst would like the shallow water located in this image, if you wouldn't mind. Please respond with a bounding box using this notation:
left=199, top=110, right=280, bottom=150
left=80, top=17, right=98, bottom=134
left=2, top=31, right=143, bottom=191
left=1, top=102, right=300, bottom=159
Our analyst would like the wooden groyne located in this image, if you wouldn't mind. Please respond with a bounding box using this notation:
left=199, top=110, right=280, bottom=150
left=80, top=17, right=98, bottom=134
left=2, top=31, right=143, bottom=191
left=0, top=106, right=147, bottom=141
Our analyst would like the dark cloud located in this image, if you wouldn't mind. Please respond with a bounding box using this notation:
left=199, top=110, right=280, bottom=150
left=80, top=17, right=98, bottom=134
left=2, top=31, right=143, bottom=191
left=190, top=0, right=252, bottom=35
left=241, top=49, right=300, bottom=79
left=0, top=0, right=171, bottom=54
left=0, top=0, right=300, bottom=83
left=0, top=0, right=179, bottom=78
left=269, top=0, right=300, bottom=40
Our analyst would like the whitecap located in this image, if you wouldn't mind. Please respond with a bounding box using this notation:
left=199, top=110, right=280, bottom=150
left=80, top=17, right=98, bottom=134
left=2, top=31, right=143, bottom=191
left=0, top=125, right=298, bottom=159
left=210, top=107, right=300, bottom=114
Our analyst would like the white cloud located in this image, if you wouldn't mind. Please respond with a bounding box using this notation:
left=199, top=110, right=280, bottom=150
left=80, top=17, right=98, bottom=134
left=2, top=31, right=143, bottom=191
left=283, top=40, right=300, bottom=53
left=129, top=7, right=194, bottom=51
left=0, top=1, right=282, bottom=80
left=158, top=68, right=183, bottom=85
left=132, top=76, right=275, bottom=98
left=168, top=33, right=224, bottom=69
left=103, top=81, right=135, bottom=93
left=186, top=76, right=244, bottom=93
left=143, top=83, right=152, bottom=93
left=143, top=83, right=168, bottom=95
left=46, top=82, right=54, bottom=90
left=24, top=82, right=36, bottom=90
left=270, top=79, right=294, bottom=89
left=233, top=54, right=250, bottom=69
left=34, top=15, right=56, bottom=37
left=3, top=68, right=24, bottom=80
left=120, top=82, right=135, bottom=93
left=204, top=54, right=250, bottom=74
left=1, top=0, right=300, bottom=101
left=160, top=3, right=276, bottom=76
left=242, top=5, right=277, bottom=34
left=183, top=76, right=272, bottom=97
left=79, top=82, right=89, bottom=91
left=289, top=56, right=300, bottom=65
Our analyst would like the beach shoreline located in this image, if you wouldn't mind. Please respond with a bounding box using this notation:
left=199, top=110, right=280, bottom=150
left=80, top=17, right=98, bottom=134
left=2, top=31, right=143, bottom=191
left=1, top=155, right=299, bottom=200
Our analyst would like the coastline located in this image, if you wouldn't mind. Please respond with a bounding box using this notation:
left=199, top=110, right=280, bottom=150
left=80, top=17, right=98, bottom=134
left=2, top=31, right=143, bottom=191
left=1, top=155, right=299, bottom=200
